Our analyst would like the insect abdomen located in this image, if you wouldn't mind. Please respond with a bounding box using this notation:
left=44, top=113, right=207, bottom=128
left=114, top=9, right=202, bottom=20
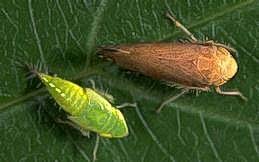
left=74, top=88, right=128, bottom=138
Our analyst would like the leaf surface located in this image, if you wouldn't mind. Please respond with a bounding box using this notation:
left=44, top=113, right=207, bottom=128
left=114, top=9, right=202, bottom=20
left=1, top=0, right=259, bottom=161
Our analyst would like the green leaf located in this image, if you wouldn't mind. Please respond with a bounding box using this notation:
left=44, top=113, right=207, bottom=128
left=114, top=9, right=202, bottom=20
left=1, top=0, right=259, bottom=161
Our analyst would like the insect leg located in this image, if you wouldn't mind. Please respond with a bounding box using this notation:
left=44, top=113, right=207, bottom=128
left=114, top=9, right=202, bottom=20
left=93, top=134, right=100, bottom=162
left=86, top=79, right=115, bottom=103
left=56, top=117, right=90, bottom=137
left=204, top=41, right=237, bottom=53
left=88, top=79, right=96, bottom=90
left=86, top=87, right=115, bottom=104
left=215, top=87, right=247, bottom=101
left=116, top=102, right=137, bottom=109
left=166, top=11, right=198, bottom=42
left=156, top=89, right=189, bottom=113
left=56, top=118, right=77, bottom=127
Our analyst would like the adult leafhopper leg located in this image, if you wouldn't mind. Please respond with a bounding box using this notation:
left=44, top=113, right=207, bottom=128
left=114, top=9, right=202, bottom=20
left=166, top=11, right=198, bottom=42
left=156, top=89, right=189, bottom=113
left=215, top=87, right=247, bottom=101
left=204, top=40, right=237, bottom=53
left=166, top=10, right=236, bottom=53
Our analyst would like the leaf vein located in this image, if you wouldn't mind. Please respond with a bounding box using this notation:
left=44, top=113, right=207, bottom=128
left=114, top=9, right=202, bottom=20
left=28, top=0, right=46, bottom=65
left=160, top=0, right=255, bottom=41
left=135, top=106, right=176, bottom=162
left=248, top=123, right=259, bottom=159
left=85, top=0, right=109, bottom=66
left=200, top=113, right=222, bottom=162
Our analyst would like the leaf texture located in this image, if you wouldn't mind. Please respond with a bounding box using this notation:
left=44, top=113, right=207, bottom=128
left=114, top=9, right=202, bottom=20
left=0, top=0, right=259, bottom=161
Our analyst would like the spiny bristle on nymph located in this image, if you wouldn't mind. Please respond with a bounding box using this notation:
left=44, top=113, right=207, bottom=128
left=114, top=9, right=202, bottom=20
left=16, top=61, right=49, bottom=81
left=16, top=61, right=53, bottom=90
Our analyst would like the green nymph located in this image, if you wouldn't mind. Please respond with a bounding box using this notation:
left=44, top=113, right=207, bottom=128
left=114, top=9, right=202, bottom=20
left=38, top=73, right=129, bottom=138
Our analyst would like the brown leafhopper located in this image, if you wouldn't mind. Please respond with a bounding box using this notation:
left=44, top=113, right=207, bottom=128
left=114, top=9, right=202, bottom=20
left=99, top=11, right=246, bottom=113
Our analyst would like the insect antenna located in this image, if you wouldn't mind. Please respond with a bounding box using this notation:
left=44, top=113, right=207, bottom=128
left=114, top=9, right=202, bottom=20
left=15, top=60, right=51, bottom=92
left=97, top=46, right=131, bottom=57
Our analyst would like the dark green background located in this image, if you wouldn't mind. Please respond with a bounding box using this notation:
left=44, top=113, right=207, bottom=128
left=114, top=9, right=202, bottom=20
left=1, top=0, right=259, bottom=161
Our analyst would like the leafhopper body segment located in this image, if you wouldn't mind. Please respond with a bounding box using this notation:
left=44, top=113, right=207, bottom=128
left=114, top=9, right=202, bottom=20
left=38, top=73, right=128, bottom=138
